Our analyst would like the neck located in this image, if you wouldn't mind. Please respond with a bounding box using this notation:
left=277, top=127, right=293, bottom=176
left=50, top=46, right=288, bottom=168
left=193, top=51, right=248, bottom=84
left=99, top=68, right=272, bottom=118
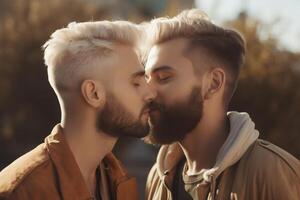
left=61, top=112, right=117, bottom=196
left=179, top=111, right=229, bottom=175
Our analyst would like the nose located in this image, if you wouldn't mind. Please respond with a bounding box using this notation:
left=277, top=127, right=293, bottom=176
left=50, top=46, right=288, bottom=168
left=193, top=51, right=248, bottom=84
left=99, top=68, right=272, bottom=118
left=143, top=83, right=157, bottom=103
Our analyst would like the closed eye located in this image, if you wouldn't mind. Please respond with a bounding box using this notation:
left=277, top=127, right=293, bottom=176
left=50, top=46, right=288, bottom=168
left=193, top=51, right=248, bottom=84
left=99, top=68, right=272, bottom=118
left=157, top=75, right=172, bottom=83
left=148, top=65, right=176, bottom=84
left=159, top=76, right=170, bottom=81
left=131, top=70, right=145, bottom=87
left=132, top=82, right=140, bottom=87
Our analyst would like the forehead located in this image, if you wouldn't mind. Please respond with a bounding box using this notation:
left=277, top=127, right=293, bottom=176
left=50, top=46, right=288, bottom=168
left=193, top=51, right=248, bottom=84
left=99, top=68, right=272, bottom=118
left=145, top=38, right=192, bottom=73
left=92, top=44, right=144, bottom=89
left=112, top=44, right=144, bottom=74
left=115, top=44, right=140, bottom=64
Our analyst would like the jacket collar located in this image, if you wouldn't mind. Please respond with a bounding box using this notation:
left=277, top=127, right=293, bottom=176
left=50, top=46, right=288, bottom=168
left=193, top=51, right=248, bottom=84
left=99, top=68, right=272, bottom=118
left=155, top=112, right=259, bottom=186
left=45, top=124, right=135, bottom=200
left=45, top=124, right=92, bottom=200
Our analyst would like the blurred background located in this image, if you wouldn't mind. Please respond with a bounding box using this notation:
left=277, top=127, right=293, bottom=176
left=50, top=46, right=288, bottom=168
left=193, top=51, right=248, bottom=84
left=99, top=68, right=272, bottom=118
left=0, top=0, right=299, bottom=199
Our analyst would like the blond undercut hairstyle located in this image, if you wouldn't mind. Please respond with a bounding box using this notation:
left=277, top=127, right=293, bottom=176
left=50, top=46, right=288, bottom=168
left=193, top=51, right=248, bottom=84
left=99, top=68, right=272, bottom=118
left=43, top=20, right=143, bottom=94
left=146, top=9, right=246, bottom=107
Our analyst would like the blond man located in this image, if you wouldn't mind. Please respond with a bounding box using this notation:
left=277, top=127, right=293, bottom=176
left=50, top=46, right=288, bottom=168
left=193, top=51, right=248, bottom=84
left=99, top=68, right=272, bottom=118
left=0, top=20, right=156, bottom=200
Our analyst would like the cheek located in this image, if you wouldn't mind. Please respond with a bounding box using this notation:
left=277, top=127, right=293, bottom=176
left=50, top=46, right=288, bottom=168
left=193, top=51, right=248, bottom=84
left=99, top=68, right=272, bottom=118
left=125, top=91, right=142, bottom=106
left=158, top=90, right=184, bottom=106
left=115, top=85, right=143, bottom=115
left=157, top=80, right=194, bottom=104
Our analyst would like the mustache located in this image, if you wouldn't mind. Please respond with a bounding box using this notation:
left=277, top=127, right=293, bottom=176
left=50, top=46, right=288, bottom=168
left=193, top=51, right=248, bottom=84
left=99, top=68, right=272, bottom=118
left=140, top=101, right=163, bottom=115
left=147, top=101, right=164, bottom=111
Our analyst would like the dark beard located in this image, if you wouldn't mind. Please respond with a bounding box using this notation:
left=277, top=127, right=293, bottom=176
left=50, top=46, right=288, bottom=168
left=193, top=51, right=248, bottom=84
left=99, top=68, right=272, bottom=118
left=146, top=87, right=203, bottom=144
left=96, top=93, right=149, bottom=138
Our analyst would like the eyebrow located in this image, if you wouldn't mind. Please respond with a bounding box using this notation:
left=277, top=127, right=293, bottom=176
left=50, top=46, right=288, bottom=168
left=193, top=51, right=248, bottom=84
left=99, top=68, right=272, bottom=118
left=151, top=65, right=174, bottom=74
left=145, top=65, right=175, bottom=79
left=131, top=70, right=145, bottom=79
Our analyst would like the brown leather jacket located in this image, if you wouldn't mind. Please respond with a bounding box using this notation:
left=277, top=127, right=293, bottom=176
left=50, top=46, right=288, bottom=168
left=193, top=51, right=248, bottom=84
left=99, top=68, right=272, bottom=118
left=0, top=125, right=138, bottom=200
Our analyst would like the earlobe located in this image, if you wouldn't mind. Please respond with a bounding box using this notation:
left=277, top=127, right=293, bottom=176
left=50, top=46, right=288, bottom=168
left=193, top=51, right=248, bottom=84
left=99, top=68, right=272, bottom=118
left=81, top=80, right=105, bottom=108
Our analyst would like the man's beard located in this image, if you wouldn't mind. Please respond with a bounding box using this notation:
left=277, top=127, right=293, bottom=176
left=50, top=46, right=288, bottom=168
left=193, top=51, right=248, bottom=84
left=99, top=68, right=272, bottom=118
left=96, top=93, right=149, bottom=138
left=146, top=87, right=203, bottom=144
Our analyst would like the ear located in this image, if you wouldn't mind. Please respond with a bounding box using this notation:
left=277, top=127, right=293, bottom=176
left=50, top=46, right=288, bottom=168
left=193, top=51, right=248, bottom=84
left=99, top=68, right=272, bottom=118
left=81, top=80, right=106, bottom=108
left=203, top=68, right=225, bottom=100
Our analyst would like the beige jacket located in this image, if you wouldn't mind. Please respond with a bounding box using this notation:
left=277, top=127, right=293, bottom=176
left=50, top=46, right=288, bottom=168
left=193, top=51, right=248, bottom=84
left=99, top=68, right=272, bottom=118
left=146, top=112, right=300, bottom=200
left=0, top=125, right=138, bottom=200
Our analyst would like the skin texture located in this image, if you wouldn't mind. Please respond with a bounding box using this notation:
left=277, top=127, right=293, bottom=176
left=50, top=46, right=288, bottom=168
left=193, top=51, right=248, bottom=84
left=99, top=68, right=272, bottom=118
left=145, top=37, right=229, bottom=174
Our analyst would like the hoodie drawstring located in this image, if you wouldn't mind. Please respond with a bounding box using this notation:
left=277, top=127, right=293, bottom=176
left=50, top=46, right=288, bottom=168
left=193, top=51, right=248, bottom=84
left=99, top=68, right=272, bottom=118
left=210, top=176, right=216, bottom=200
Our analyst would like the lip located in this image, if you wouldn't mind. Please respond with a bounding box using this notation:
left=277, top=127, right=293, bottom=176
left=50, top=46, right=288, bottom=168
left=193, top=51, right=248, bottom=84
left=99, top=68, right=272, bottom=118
left=142, top=109, right=150, bottom=115
left=149, top=109, right=160, bottom=114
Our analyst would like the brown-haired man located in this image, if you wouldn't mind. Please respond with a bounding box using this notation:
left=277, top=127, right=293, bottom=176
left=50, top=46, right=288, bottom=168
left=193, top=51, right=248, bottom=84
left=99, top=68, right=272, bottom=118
left=144, top=9, right=300, bottom=200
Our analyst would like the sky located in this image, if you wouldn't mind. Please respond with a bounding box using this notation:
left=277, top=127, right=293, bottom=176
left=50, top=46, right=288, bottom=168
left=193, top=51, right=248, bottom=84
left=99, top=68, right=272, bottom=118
left=196, top=0, right=300, bottom=52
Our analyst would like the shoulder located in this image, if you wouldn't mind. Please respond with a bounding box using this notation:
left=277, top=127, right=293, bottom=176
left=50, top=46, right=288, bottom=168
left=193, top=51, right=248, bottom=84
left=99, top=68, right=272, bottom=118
left=243, top=139, right=300, bottom=178
left=0, top=143, right=52, bottom=198
left=235, top=139, right=300, bottom=197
